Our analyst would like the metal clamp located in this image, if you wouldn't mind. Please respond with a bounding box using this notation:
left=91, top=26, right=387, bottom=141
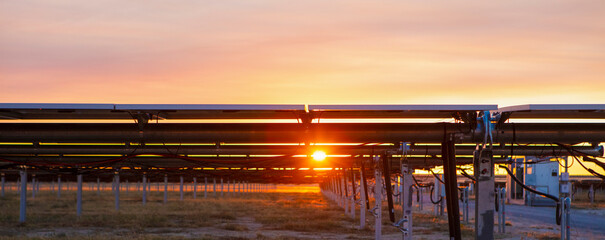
left=370, top=206, right=380, bottom=217
left=393, top=218, right=409, bottom=233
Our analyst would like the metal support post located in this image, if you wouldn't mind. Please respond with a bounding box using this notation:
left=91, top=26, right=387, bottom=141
left=179, top=175, right=184, bottom=201
left=220, top=178, right=224, bottom=197
left=213, top=178, right=217, bottom=197
left=342, top=173, right=348, bottom=214
left=374, top=156, right=383, bottom=240
left=57, top=175, right=62, bottom=199
left=443, top=138, right=461, bottom=240
left=227, top=179, right=230, bottom=197
left=193, top=177, right=197, bottom=199
left=77, top=174, right=83, bottom=216
left=31, top=175, right=36, bottom=199
left=589, top=184, right=594, bottom=204
left=142, top=174, right=147, bottom=205
left=565, top=197, right=571, bottom=239
left=19, top=170, right=27, bottom=223
left=1, top=174, right=5, bottom=197
left=560, top=197, right=566, bottom=239
left=351, top=171, right=356, bottom=219
left=114, top=172, right=120, bottom=211
left=500, top=188, right=506, bottom=233
left=417, top=186, right=423, bottom=211
left=395, top=176, right=400, bottom=204
left=382, top=155, right=396, bottom=223
left=204, top=177, right=208, bottom=198
left=96, top=178, right=100, bottom=196
left=398, top=162, right=413, bottom=239
left=474, top=148, right=495, bottom=240
left=463, top=188, right=469, bottom=224
left=360, top=169, right=366, bottom=229
left=163, top=174, right=168, bottom=204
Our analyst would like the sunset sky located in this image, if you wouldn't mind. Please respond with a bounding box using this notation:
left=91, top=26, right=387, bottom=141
left=1, top=0, right=604, bottom=105
left=1, top=1, right=604, bottom=176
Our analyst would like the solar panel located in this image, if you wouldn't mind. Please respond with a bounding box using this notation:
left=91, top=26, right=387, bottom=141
left=498, top=104, right=605, bottom=119
left=0, top=103, right=306, bottom=120
left=308, top=104, right=497, bottom=118
left=115, top=104, right=306, bottom=119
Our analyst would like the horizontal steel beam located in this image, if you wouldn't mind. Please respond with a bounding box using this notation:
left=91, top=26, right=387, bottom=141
left=0, top=144, right=600, bottom=156
left=0, top=156, right=505, bottom=169
left=1, top=123, right=604, bottom=144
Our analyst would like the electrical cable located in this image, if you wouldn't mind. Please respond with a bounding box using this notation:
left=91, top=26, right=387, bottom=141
left=429, top=185, right=442, bottom=204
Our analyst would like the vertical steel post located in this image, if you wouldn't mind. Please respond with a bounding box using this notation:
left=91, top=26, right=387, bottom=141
left=401, top=163, right=413, bottom=239
left=360, top=167, right=366, bottom=229
left=213, top=178, right=217, bottom=197
left=220, top=178, right=224, bottom=198
left=163, top=174, right=168, bottom=204
left=142, top=174, right=147, bottom=205
left=57, top=175, right=62, bottom=199
left=374, top=156, right=382, bottom=240
left=351, top=172, right=356, bottom=219
left=433, top=175, right=441, bottom=216
left=1, top=174, right=5, bottom=198
left=342, top=173, right=348, bottom=214
left=463, top=188, right=469, bottom=224
left=497, top=188, right=502, bottom=233
left=474, top=148, right=495, bottom=240
left=31, top=175, right=36, bottom=199
left=382, top=155, right=395, bottom=223
left=19, top=170, right=27, bottom=223
left=179, top=176, right=184, bottom=201
left=204, top=177, right=208, bottom=198
left=227, top=179, right=230, bottom=197
left=560, top=196, right=566, bottom=239
left=565, top=197, right=571, bottom=239
left=501, top=188, right=506, bottom=233
left=443, top=138, right=461, bottom=240
left=114, top=172, right=120, bottom=211
left=96, top=178, right=100, bottom=196
left=77, top=174, right=83, bottom=216
left=395, top=175, right=400, bottom=204
left=126, top=180, right=129, bottom=193
left=419, top=187, right=423, bottom=211
left=193, top=177, right=197, bottom=199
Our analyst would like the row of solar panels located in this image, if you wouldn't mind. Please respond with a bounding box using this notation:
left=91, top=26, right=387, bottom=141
left=0, top=103, right=604, bottom=120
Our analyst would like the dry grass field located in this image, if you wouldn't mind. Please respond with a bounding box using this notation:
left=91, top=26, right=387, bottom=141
left=0, top=185, right=583, bottom=240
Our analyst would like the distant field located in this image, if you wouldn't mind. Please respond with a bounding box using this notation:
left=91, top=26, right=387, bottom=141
left=0, top=185, right=576, bottom=240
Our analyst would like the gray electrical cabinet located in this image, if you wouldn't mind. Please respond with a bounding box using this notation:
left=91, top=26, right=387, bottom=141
left=507, top=156, right=559, bottom=206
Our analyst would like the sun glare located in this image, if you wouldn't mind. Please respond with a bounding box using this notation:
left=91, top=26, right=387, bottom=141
left=311, top=150, right=327, bottom=161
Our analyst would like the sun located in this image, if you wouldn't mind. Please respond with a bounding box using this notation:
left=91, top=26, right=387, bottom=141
left=311, top=150, right=327, bottom=161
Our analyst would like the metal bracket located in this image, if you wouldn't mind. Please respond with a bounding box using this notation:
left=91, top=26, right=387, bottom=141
left=393, top=218, right=409, bottom=233
left=132, top=112, right=152, bottom=131
left=370, top=206, right=380, bottom=217
left=478, top=111, right=494, bottom=147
